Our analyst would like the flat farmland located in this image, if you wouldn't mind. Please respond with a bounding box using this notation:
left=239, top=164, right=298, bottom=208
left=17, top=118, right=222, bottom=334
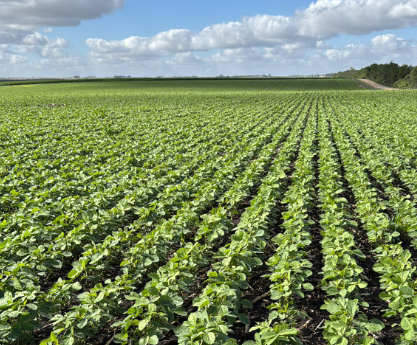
left=1, top=79, right=417, bottom=345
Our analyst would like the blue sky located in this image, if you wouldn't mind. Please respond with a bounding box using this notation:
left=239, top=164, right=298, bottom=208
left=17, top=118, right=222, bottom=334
left=0, top=0, right=417, bottom=77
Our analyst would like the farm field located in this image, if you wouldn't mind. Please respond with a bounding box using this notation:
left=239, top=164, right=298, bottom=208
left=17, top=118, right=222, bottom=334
left=1, top=79, right=417, bottom=344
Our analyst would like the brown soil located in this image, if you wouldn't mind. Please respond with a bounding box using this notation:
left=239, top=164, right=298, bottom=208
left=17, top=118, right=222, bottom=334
left=359, top=79, right=398, bottom=90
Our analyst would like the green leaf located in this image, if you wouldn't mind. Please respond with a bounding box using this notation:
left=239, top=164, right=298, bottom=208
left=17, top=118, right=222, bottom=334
left=13, top=279, right=23, bottom=291
left=400, top=286, right=415, bottom=298
left=340, top=289, right=348, bottom=298
left=302, top=283, right=314, bottom=291
left=63, top=337, right=75, bottom=345
left=198, top=300, right=210, bottom=308
left=77, top=318, right=88, bottom=329
left=148, top=335, right=159, bottom=345
left=241, top=299, right=253, bottom=309
left=404, top=329, right=415, bottom=341
left=218, top=324, right=229, bottom=334
left=46, top=259, right=62, bottom=269
left=363, top=337, right=374, bottom=345
left=26, top=303, right=37, bottom=310
left=17, top=250, right=27, bottom=257
left=358, top=281, right=368, bottom=289
left=71, top=282, right=82, bottom=291
left=326, top=287, right=339, bottom=295
left=379, top=291, right=391, bottom=301
left=0, top=298, right=8, bottom=307
left=0, top=324, right=11, bottom=331
left=68, top=269, right=79, bottom=279
left=203, top=332, right=216, bottom=344
left=365, top=319, right=385, bottom=332
left=321, top=301, right=339, bottom=314
left=90, top=253, right=104, bottom=264
left=238, top=313, right=250, bottom=325
left=95, top=292, right=105, bottom=303
left=138, top=317, right=150, bottom=331
left=278, top=327, right=298, bottom=336
left=401, top=317, right=414, bottom=331
left=346, top=299, right=358, bottom=318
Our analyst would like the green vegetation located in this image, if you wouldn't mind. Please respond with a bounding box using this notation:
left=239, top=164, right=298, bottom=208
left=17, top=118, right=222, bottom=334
left=394, top=67, right=417, bottom=89
left=334, top=62, right=417, bottom=89
left=0, top=80, right=417, bottom=344
left=0, top=77, right=360, bottom=91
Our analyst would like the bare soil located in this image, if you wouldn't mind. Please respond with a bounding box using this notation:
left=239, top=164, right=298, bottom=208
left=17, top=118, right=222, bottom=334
left=358, top=79, right=398, bottom=90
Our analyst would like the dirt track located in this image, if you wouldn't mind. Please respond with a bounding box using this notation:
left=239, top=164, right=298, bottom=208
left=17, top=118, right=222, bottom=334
left=359, top=79, right=398, bottom=90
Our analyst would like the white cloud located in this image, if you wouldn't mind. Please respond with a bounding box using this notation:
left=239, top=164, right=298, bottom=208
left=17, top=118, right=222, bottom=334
left=389, top=1, right=417, bottom=19
left=314, top=34, right=417, bottom=71
left=0, top=44, right=10, bottom=53
left=0, top=0, right=124, bottom=73
left=2, top=32, right=415, bottom=77
left=0, top=52, right=28, bottom=65
left=0, top=0, right=124, bottom=49
left=96, top=33, right=417, bottom=77
left=22, top=32, right=68, bottom=47
left=0, top=0, right=125, bottom=32
left=11, top=32, right=69, bottom=57
left=2, top=0, right=417, bottom=77
left=166, top=52, right=203, bottom=66
left=370, top=33, right=410, bottom=53
left=0, top=54, right=86, bottom=77
left=0, top=0, right=35, bottom=6
left=36, top=56, right=86, bottom=69
left=86, top=0, right=417, bottom=63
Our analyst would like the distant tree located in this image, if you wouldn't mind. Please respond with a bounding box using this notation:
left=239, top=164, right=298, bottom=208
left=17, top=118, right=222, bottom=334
left=410, top=67, right=417, bottom=85
left=335, top=62, right=415, bottom=88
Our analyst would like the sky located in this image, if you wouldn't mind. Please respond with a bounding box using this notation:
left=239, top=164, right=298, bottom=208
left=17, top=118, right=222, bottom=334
left=0, top=0, right=417, bottom=77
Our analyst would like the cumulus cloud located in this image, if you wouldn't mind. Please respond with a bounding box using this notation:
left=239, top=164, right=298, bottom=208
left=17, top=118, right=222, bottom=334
left=0, top=54, right=86, bottom=77
left=0, top=0, right=125, bottom=32
left=9, top=32, right=69, bottom=57
left=4, top=33, right=414, bottom=78
left=370, top=33, right=411, bottom=53
left=0, top=0, right=125, bottom=73
left=36, top=56, right=86, bottom=70
left=87, top=0, right=417, bottom=62
left=0, top=0, right=124, bottom=48
left=2, top=0, right=417, bottom=77
left=166, top=52, right=204, bottom=66
left=205, top=34, right=417, bottom=75
left=90, top=33, right=413, bottom=77
left=318, top=34, right=417, bottom=65
left=0, top=52, right=28, bottom=65
left=0, top=44, right=10, bottom=53
left=189, top=34, right=416, bottom=76
left=22, top=32, right=68, bottom=47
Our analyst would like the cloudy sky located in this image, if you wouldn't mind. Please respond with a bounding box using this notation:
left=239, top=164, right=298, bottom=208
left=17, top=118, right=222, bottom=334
left=0, top=0, right=416, bottom=77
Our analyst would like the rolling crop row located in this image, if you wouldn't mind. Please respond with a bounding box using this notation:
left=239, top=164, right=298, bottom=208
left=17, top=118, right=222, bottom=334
left=1, top=85, right=417, bottom=344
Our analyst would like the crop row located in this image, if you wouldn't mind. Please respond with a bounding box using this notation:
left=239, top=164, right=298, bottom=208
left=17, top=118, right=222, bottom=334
left=1, top=87, right=417, bottom=344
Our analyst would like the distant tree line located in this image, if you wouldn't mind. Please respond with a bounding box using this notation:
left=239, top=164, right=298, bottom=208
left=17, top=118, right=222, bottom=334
left=333, top=62, right=417, bottom=88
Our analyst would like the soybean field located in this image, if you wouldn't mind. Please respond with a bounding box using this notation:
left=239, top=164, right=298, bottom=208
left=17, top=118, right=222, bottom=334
left=1, top=79, right=417, bottom=345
